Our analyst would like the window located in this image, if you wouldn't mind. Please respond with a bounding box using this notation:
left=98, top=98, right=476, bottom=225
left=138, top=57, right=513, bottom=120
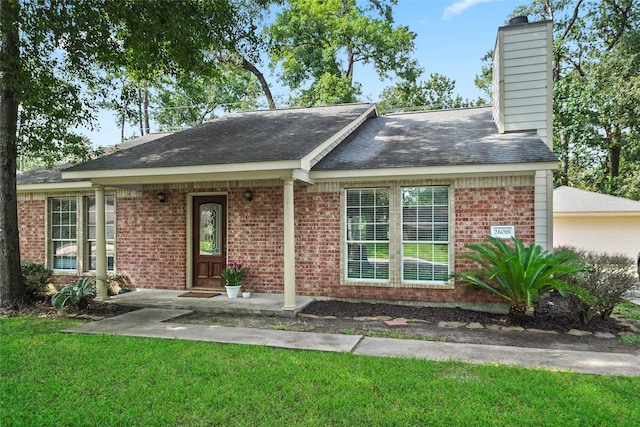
left=50, top=197, right=77, bottom=270
left=345, top=188, right=389, bottom=280
left=344, top=185, right=451, bottom=286
left=402, top=187, right=449, bottom=282
left=49, top=195, right=116, bottom=272
left=86, top=196, right=116, bottom=271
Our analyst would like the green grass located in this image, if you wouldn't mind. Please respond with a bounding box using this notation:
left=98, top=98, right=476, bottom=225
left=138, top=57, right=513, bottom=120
left=614, top=300, right=640, bottom=321
left=2, top=317, right=640, bottom=426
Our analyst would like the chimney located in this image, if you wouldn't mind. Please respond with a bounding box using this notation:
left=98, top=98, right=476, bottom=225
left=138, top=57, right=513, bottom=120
left=492, top=17, right=553, bottom=147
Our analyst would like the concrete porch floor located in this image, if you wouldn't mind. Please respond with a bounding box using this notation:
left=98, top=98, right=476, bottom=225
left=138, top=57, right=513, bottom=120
left=104, top=289, right=314, bottom=317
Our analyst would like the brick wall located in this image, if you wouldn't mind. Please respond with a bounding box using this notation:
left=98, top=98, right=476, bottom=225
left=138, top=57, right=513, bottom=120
left=116, top=191, right=187, bottom=289
left=17, top=199, right=46, bottom=263
left=454, top=186, right=535, bottom=273
left=16, top=182, right=536, bottom=306
left=227, top=186, right=284, bottom=294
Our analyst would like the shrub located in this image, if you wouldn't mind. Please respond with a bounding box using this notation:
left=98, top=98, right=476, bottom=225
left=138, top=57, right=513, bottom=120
left=20, top=261, right=53, bottom=302
left=557, top=247, right=639, bottom=323
left=51, top=277, right=97, bottom=311
left=454, top=238, right=586, bottom=324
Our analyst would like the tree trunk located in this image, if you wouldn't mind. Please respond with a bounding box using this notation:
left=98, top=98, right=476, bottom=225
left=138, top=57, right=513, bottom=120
left=559, top=132, right=569, bottom=186
left=137, top=88, right=144, bottom=136
left=120, top=110, right=125, bottom=143
left=0, top=0, right=26, bottom=311
left=143, top=86, right=150, bottom=134
left=241, top=57, right=276, bottom=110
left=609, top=130, right=621, bottom=192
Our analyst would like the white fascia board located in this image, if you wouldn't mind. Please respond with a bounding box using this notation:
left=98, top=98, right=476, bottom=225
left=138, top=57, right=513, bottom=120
left=62, top=160, right=301, bottom=181
left=554, top=211, right=640, bottom=218
left=301, top=104, right=378, bottom=170
left=17, top=181, right=93, bottom=193
left=311, top=161, right=558, bottom=182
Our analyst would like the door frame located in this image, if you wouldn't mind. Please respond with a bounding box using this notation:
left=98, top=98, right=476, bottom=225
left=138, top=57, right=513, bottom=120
left=185, top=192, right=228, bottom=289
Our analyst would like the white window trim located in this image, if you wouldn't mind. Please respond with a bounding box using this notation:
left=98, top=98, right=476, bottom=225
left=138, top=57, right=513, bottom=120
left=341, top=183, right=454, bottom=289
left=48, top=194, right=116, bottom=275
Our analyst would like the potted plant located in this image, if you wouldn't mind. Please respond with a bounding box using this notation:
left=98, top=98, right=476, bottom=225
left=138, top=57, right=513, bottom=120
left=242, top=283, right=251, bottom=299
left=221, top=262, right=246, bottom=298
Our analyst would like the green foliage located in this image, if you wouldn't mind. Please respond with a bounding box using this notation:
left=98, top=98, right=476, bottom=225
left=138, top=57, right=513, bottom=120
left=153, top=66, right=261, bottom=130
left=220, top=262, right=246, bottom=287
left=454, top=238, right=586, bottom=324
left=620, top=335, right=640, bottom=345
left=557, top=247, right=639, bottom=323
left=613, top=301, right=640, bottom=321
left=378, top=72, right=483, bottom=113
left=51, top=278, right=97, bottom=311
left=20, top=261, right=52, bottom=302
left=269, top=0, right=416, bottom=106
left=514, top=0, right=640, bottom=199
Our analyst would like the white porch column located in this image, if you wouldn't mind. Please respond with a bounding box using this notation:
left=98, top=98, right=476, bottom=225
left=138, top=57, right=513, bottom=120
left=282, top=178, right=296, bottom=310
left=94, top=185, right=109, bottom=300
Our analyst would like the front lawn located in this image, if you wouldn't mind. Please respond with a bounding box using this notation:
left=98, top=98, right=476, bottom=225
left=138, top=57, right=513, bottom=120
left=1, top=317, right=639, bottom=426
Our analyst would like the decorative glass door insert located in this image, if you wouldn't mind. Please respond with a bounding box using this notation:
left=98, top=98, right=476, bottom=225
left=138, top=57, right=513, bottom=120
left=199, top=203, right=221, bottom=256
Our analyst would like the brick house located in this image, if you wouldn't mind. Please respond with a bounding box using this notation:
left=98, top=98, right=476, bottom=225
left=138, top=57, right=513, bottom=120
left=17, top=18, right=556, bottom=310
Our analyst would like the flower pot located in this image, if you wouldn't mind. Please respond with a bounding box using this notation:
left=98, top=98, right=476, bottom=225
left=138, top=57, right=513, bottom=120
left=242, top=291, right=251, bottom=299
left=225, top=285, right=241, bottom=298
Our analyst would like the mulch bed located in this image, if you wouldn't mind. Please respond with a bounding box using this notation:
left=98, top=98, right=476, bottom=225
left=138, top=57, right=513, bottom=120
left=301, top=292, right=631, bottom=335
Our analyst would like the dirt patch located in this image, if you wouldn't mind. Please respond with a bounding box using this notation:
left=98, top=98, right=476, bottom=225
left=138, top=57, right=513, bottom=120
left=175, top=293, right=640, bottom=355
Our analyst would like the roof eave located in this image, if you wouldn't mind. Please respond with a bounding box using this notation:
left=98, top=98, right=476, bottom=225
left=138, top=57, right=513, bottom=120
left=61, top=160, right=303, bottom=184
left=310, top=161, right=558, bottom=182
left=554, top=211, right=640, bottom=217
left=17, top=181, right=94, bottom=193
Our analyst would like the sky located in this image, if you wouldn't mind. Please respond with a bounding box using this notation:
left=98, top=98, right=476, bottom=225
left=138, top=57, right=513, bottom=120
left=84, top=0, right=523, bottom=148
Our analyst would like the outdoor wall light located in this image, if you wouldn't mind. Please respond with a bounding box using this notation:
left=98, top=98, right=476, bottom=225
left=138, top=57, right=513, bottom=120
left=157, top=192, right=167, bottom=203
left=245, top=189, right=254, bottom=202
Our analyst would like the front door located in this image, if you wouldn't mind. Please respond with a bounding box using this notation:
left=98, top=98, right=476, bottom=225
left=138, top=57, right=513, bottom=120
left=192, top=195, right=226, bottom=288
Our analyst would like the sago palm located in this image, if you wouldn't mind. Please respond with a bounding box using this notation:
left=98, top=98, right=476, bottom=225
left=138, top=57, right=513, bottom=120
left=454, top=238, right=586, bottom=324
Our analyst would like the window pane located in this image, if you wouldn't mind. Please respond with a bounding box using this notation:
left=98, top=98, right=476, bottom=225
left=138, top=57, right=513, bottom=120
left=402, top=243, right=449, bottom=281
left=402, top=187, right=449, bottom=282
left=345, top=188, right=389, bottom=281
left=85, top=195, right=116, bottom=272
left=50, top=198, right=77, bottom=270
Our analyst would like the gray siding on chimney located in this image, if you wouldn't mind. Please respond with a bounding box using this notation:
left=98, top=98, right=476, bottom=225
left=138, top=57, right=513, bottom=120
left=493, top=20, right=553, bottom=147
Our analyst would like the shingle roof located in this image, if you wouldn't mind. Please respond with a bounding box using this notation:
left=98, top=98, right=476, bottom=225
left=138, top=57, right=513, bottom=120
left=66, top=104, right=375, bottom=172
left=554, top=186, right=640, bottom=213
left=312, top=107, right=556, bottom=170
left=17, top=162, right=74, bottom=185
left=17, top=133, right=175, bottom=185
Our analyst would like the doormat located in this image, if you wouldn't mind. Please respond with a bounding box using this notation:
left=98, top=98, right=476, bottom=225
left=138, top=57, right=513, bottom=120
left=178, top=292, right=221, bottom=298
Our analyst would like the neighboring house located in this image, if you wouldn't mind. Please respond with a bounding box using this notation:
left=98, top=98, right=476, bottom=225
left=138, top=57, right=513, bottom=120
left=553, top=186, right=640, bottom=262
left=17, top=18, right=556, bottom=309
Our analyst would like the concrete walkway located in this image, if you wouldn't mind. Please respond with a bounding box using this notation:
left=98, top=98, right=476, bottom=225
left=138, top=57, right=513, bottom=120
left=105, top=289, right=314, bottom=317
left=63, top=307, right=640, bottom=377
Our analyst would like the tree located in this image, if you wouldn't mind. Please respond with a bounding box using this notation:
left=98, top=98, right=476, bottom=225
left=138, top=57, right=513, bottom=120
left=0, top=0, right=245, bottom=311
left=473, top=50, right=493, bottom=103
left=269, top=0, right=417, bottom=106
left=512, top=0, right=640, bottom=199
left=153, top=66, right=261, bottom=131
left=378, top=72, right=483, bottom=113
